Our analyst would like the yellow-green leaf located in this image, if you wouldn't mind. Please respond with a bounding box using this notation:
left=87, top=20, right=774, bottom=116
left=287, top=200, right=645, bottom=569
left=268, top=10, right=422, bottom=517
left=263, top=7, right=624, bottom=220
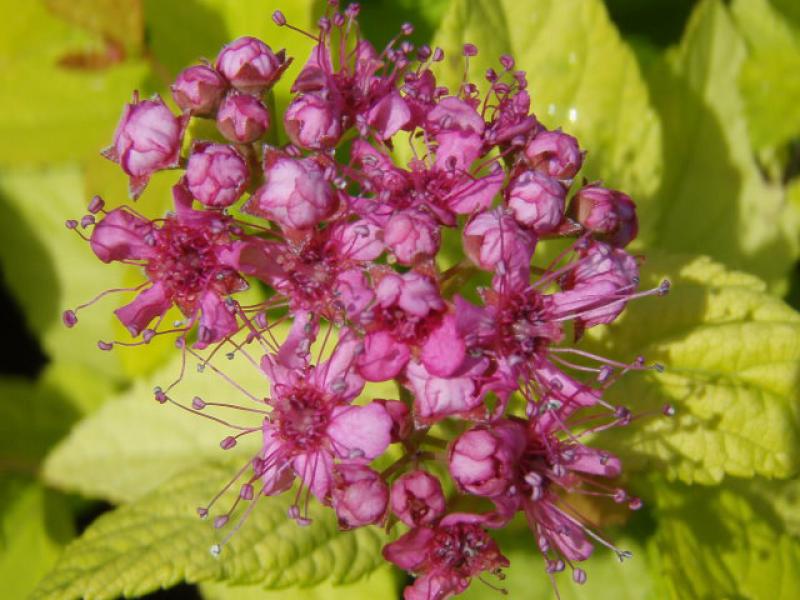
left=34, top=462, right=390, bottom=600
left=589, top=253, right=800, bottom=484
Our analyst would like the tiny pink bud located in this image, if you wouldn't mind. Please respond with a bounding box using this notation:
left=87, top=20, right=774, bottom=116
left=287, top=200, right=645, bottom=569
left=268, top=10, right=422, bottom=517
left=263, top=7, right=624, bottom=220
left=245, top=155, right=335, bottom=230
left=216, top=36, right=286, bottom=93
left=506, top=170, right=566, bottom=233
left=216, top=93, right=270, bottom=143
left=401, top=22, right=414, bottom=36
left=463, top=43, right=478, bottom=57
left=220, top=436, right=237, bottom=450
left=332, top=464, right=389, bottom=529
left=196, top=507, right=208, bottom=518
left=185, top=143, right=249, bottom=208
left=171, top=65, right=227, bottom=116
left=153, top=387, right=166, bottom=403
left=524, top=130, right=583, bottom=180
left=192, top=396, right=206, bottom=410
left=284, top=93, right=342, bottom=150
left=390, top=470, right=446, bottom=527
left=65, top=219, right=78, bottom=229
left=240, top=484, right=254, bottom=500
left=569, top=184, right=638, bottom=247
left=97, top=341, right=113, bottom=351
left=81, top=215, right=95, bottom=228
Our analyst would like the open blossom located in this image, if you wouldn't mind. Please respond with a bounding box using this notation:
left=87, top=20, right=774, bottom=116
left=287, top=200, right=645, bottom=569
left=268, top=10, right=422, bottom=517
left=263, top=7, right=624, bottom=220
left=64, top=6, right=671, bottom=598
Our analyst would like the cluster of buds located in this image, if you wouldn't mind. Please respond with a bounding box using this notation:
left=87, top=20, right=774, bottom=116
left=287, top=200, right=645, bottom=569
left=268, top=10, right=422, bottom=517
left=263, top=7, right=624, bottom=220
left=64, top=4, right=671, bottom=599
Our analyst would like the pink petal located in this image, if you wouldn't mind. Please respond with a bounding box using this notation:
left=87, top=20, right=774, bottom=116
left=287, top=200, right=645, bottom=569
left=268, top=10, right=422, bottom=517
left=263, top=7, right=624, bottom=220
left=421, top=314, right=465, bottom=378
left=293, top=450, right=334, bottom=501
left=328, top=402, right=392, bottom=460
left=114, top=282, right=172, bottom=336
left=357, top=331, right=410, bottom=382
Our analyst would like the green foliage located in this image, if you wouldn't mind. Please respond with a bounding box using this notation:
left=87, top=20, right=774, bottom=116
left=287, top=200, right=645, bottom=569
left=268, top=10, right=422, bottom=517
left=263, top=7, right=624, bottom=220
left=32, top=462, right=391, bottom=600
left=3, top=0, right=800, bottom=597
left=433, top=0, right=662, bottom=202
left=43, top=351, right=267, bottom=503
left=589, top=252, right=800, bottom=484
left=650, top=480, right=800, bottom=599
left=0, top=478, right=75, bottom=600
left=641, top=0, right=799, bottom=288
left=732, top=0, right=800, bottom=151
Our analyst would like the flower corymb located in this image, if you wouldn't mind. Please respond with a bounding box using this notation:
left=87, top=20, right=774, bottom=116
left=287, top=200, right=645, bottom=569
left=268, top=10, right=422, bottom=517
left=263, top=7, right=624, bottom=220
left=64, top=3, right=671, bottom=598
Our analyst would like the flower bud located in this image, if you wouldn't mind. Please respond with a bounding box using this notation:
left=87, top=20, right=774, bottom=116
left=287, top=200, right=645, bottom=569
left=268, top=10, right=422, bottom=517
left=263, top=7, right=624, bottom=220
left=215, top=36, right=287, bottom=94
left=331, top=464, right=389, bottom=529
left=216, top=93, right=270, bottom=143
left=506, top=170, right=566, bottom=233
left=449, top=420, right=526, bottom=497
left=284, top=93, right=342, bottom=150
left=524, top=130, right=583, bottom=180
left=384, top=209, right=440, bottom=264
left=245, top=155, right=335, bottom=230
left=569, top=184, right=638, bottom=247
left=102, top=94, right=185, bottom=198
left=171, top=65, right=227, bottom=116
left=463, top=208, right=535, bottom=271
left=373, top=399, right=412, bottom=443
left=390, top=470, right=446, bottom=527
left=185, top=143, right=249, bottom=208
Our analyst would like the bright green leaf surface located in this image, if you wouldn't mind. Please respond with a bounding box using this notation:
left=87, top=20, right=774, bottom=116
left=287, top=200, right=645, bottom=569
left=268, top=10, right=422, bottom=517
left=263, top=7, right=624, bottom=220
left=0, top=1, right=150, bottom=166
left=0, top=477, right=75, bottom=600
left=34, top=462, right=390, bottom=600
left=460, top=535, right=657, bottom=600
left=43, top=348, right=269, bottom=503
left=650, top=481, right=800, bottom=599
left=731, top=0, right=800, bottom=150
left=200, top=566, right=400, bottom=600
left=433, top=0, right=662, bottom=202
left=643, top=0, right=800, bottom=288
left=0, top=377, right=80, bottom=477
left=588, top=253, right=800, bottom=484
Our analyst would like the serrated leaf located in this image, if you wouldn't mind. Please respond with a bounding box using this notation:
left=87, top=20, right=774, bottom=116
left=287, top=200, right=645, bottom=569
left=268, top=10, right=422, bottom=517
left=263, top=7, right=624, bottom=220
left=0, top=477, right=75, bottom=600
left=649, top=480, right=800, bottom=599
left=460, top=534, right=658, bottom=600
left=642, top=0, right=800, bottom=288
left=588, top=253, right=800, bottom=484
left=200, top=565, right=400, bottom=599
left=730, top=0, right=800, bottom=150
left=34, top=461, right=390, bottom=600
left=43, top=347, right=269, bottom=503
left=432, top=0, right=662, bottom=202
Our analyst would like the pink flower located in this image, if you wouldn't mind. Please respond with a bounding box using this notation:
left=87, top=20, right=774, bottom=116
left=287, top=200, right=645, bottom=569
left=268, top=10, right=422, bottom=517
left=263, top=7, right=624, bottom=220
left=390, top=470, right=446, bottom=527
left=215, top=36, right=288, bottom=93
left=356, top=271, right=447, bottom=381
left=284, top=93, right=342, bottom=149
left=427, top=96, right=485, bottom=171
left=102, top=94, right=186, bottom=198
left=89, top=184, right=246, bottom=343
left=246, top=154, right=335, bottom=230
left=216, top=92, right=270, bottom=143
left=367, top=90, right=411, bottom=139
left=171, top=65, right=227, bottom=116
left=506, top=170, right=566, bottom=233
left=569, top=184, right=638, bottom=247
left=383, top=514, right=508, bottom=600
left=405, top=358, right=488, bottom=424
left=259, top=332, right=393, bottom=506
left=524, top=130, right=583, bottom=180
left=185, top=143, right=249, bottom=208
left=332, top=464, right=389, bottom=529
left=384, top=209, right=440, bottom=264
left=449, top=420, right=527, bottom=497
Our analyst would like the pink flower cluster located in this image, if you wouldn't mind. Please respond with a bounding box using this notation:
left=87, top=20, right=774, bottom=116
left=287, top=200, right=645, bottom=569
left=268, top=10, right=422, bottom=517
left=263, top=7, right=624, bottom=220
left=64, top=4, right=670, bottom=599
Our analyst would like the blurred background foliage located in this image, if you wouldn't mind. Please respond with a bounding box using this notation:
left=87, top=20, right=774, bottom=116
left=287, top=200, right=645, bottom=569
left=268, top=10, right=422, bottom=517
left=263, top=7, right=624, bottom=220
left=1, top=0, right=800, bottom=598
